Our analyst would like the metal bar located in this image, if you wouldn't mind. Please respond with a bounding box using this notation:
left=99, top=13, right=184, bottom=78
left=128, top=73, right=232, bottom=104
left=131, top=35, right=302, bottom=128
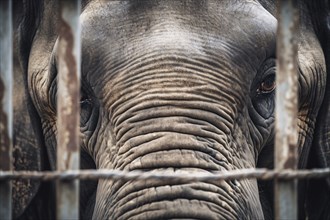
left=0, top=168, right=330, bottom=181
left=0, top=0, right=12, bottom=219
left=275, top=0, right=299, bottom=219
left=56, top=0, right=81, bottom=219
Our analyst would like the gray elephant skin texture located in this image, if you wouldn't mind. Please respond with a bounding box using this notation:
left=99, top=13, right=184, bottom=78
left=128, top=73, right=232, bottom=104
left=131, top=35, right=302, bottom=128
left=12, top=0, right=330, bottom=219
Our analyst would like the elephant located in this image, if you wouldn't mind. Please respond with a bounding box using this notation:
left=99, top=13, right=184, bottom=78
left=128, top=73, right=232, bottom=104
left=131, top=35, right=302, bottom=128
left=11, top=0, right=329, bottom=219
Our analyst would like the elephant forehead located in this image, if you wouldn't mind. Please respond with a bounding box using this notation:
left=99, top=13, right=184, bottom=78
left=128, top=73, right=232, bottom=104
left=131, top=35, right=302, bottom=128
left=80, top=0, right=276, bottom=86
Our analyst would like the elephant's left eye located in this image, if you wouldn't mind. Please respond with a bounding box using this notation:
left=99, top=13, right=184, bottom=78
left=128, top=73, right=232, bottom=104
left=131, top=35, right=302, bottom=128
left=251, top=60, right=276, bottom=119
left=79, top=90, right=100, bottom=134
left=258, top=73, right=276, bottom=94
left=80, top=95, right=94, bottom=125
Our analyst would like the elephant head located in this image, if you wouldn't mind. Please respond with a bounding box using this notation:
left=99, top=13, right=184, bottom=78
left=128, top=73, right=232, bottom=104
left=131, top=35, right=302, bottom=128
left=12, top=0, right=330, bottom=219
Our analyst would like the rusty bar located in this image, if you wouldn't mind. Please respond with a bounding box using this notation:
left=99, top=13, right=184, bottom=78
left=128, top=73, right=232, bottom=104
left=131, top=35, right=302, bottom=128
left=0, top=168, right=330, bottom=181
left=56, top=0, right=81, bottom=219
left=0, top=0, right=13, bottom=219
left=275, top=0, right=299, bottom=219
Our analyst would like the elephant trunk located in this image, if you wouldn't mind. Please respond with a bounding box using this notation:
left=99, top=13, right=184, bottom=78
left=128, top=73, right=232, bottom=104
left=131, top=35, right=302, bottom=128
left=93, top=178, right=258, bottom=219
left=91, top=101, right=264, bottom=219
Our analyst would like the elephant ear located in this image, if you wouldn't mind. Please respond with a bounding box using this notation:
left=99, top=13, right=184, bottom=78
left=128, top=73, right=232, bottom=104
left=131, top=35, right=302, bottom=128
left=312, top=0, right=330, bottom=180
left=305, top=0, right=330, bottom=219
left=12, top=1, right=54, bottom=219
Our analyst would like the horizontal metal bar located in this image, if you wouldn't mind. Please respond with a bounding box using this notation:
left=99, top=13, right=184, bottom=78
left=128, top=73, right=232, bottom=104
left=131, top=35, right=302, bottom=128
left=0, top=168, right=329, bottom=181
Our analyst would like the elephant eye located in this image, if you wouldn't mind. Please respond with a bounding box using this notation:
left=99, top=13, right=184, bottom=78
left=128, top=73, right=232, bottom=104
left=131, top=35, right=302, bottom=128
left=80, top=94, right=93, bottom=125
left=257, top=73, right=276, bottom=94
left=80, top=98, right=92, bottom=108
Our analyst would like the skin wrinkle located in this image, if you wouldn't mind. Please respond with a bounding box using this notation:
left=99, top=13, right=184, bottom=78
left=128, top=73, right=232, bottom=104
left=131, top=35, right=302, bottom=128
left=115, top=135, right=233, bottom=171
left=116, top=130, right=230, bottom=159
left=243, top=106, right=266, bottom=158
left=125, top=149, right=228, bottom=171
left=99, top=50, right=242, bottom=90
left=116, top=183, right=237, bottom=212
left=106, top=45, right=242, bottom=81
left=83, top=108, right=103, bottom=155
left=295, top=35, right=326, bottom=168
left=41, top=120, right=55, bottom=140
left=114, top=104, right=234, bottom=139
left=118, top=111, right=231, bottom=138
left=115, top=123, right=232, bottom=157
left=87, top=109, right=107, bottom=162
left=119, top=201, right=233, bottom=220
left=113, top=74, right=239, bottom=106
left=105, top=53, right=239, bottom=113
left=109, top=84, right=236, bottom=107
left=100, top=177, right=242, bottom=219
left=113, top=62, right=238, bottom=94
left=119, top=200, right=233, bottom=219
left=299, top=58, right=325, bottom=111
left=110, top=91, right=237, bottom=128
left=116, top=195, right=240, bottom=219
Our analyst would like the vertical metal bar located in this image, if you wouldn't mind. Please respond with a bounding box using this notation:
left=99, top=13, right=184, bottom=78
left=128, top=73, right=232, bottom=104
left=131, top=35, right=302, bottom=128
left=275, top=0, right=299, bottom=219
left=0, top=0, right=12, bottom=219
left=56, top=0, right=81, bottom=219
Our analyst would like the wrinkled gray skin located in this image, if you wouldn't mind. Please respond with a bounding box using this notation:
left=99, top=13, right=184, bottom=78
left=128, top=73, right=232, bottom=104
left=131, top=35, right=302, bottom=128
left=12, top=0, right=330, bottom=219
